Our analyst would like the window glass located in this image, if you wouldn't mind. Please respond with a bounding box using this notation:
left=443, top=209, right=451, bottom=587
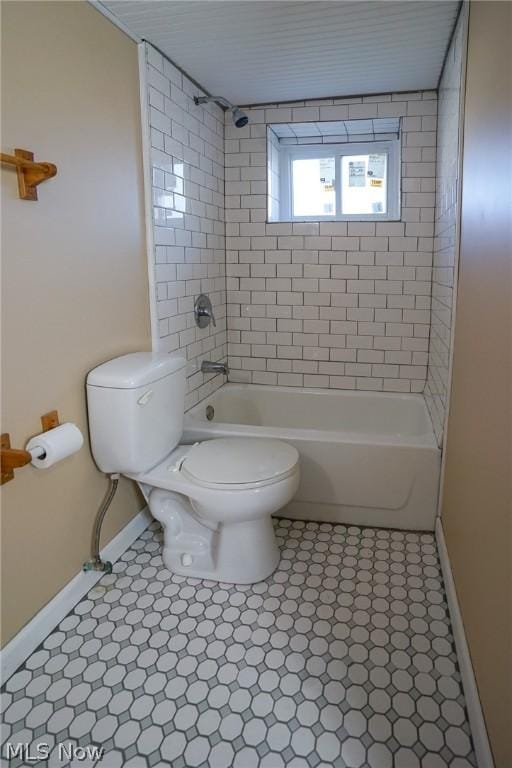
left=292, top=157, right=335, bottom=217
left=341, top=153, right=387, bottom=215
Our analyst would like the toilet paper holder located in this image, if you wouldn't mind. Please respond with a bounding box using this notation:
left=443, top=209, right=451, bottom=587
left=1, top=410, right=60, bottom=485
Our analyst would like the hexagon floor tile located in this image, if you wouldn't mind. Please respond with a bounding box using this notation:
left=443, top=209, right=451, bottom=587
left=1, top=520, right=476, bottom=767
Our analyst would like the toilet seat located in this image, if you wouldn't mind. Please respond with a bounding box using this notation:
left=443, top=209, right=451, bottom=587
left=176, top=437, right=299, bottom=490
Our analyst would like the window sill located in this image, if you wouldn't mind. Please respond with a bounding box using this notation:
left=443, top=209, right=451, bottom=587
left=267, top=216, right=401, bottom=224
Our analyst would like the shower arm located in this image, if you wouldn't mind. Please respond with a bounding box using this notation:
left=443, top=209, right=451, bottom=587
left=194, top=95, right=233, bottom=109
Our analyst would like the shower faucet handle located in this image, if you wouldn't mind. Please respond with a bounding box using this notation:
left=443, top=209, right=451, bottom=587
left=194, top=293, right=216, bottom=329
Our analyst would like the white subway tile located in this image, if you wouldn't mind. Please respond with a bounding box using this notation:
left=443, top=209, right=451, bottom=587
left=147, top=65, right=437, bottom=395
left=348, top=103, right=378, bottom=119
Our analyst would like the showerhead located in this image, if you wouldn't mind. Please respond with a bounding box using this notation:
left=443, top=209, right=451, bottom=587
left=194, top=95, right=249, bottom=128
left=232, top=107, right=249, bottom=128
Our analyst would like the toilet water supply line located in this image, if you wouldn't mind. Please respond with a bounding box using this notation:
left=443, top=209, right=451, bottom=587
left=83, top=474, right=120, bottom=574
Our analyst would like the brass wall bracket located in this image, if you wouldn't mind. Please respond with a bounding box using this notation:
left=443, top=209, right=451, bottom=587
left=1, top=433, right=31, bottom=485
left=41, top=410, right=60, bottom=432
left=1, top=148, right=57, bottom=200
left=1, top=410, right=61, bottom=485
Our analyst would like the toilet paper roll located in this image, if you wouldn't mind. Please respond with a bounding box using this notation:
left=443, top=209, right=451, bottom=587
left=26, top=423, right=84, bottom=469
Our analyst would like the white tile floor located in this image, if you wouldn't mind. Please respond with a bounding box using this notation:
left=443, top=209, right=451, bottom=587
left=1, top=519, right=476, bottom=768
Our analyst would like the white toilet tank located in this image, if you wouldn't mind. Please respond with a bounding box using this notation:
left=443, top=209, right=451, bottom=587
left=87, top=353, right=187, bottom=474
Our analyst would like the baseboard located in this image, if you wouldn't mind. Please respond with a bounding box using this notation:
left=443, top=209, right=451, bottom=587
left=435, top=518, right=495, bottom=768
left=0, top=507, right=153, bottom=684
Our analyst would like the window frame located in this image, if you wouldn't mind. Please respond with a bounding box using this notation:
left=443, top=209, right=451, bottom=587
left=278, top=139, right=401, bottom=222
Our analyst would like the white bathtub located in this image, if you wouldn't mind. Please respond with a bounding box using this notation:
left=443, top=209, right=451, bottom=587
left=183, top=384, right=441, bottom=531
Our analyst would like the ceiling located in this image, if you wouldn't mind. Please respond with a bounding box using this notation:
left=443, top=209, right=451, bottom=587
left=101, top=1, right=460, bottom=105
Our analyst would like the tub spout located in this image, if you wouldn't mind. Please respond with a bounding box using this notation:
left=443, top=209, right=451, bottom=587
left=201, top=360, right=229, bottom=375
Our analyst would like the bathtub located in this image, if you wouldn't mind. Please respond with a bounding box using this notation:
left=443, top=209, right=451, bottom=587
left=183, top=384, right=441, bottom=531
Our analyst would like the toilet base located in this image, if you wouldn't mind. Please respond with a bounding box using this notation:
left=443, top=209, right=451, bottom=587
left=147, top=488, right=280, bottom=584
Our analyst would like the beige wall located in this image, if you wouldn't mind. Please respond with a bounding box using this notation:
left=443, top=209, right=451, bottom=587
left=0, top=2, right=151, bottom=646
left=440, top=2, right=512, bottom=766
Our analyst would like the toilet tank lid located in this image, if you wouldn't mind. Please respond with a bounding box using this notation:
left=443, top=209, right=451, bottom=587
left=87, top=353, right=187, bottom=389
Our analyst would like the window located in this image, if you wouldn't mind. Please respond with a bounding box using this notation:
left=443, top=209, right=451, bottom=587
left=341, top=153, right=388, bottom=215
left=291, top=156, right=336, bottom=217
left=267, top=119, right=401, bottom=222
left=277, top=141, right=399, bottom=221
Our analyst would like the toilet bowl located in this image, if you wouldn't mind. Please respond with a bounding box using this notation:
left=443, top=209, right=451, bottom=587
left=86, top=353, right=300, bottom=584
left=132, top=438, right=299, bottom=582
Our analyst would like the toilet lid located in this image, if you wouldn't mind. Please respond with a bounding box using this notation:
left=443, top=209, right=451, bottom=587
left=181, top=438, right=299, bottom=486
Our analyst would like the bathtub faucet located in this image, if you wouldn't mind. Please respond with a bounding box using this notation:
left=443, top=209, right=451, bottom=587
left=201, top=360, right=229, bottom=376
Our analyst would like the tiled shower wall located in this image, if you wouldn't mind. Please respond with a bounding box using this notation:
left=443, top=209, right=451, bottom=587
left=143, top=44, right=454, bottom=401
left=424, top=9, right=467, bottom=444
left=144, top=43, right=228, bottom=410
left=224, top=92, right=437, bottom=392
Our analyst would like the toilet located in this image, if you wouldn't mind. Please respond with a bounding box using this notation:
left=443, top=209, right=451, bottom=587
left=86, top=352, right=300, bottom=583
